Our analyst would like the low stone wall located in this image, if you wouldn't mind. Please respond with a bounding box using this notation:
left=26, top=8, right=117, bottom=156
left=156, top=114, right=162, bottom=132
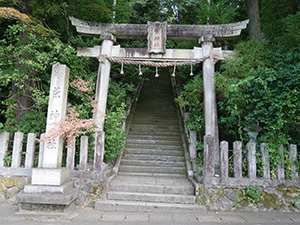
left=0, top=176, right=31, bottom=204
left=196, top=184, right=300, bottom=212
left=73, top=178, right=106, bottom=207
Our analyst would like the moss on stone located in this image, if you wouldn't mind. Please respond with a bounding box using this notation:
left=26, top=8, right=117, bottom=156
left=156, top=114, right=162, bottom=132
left=4, top=177, right=15, bottom=188
left=216, top=187, right=225, bottom=197
left=258, top=192, right=282, bottom=210
left=86, top=184, right=104, bottom=201
left=196, top=186, right=207, bottom=205
left=93, top=184, right=104, bottom=197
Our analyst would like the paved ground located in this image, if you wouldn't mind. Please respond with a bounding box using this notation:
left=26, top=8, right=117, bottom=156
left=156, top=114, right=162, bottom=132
left=1, top=203, right=300, bottom=225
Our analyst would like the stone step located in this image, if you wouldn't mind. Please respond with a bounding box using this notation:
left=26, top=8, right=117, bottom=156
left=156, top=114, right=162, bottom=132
left=119, top=165, right=186, bottom=174
left=95, top=200, right=206, bottom=213
left=131, top=120, right=178, bottom=125
left=133, top=112, right=178, bottom=116
left=107, top=192, right=195, bottom=204
left=120, top=160, right=185, bottom=167
left=128, top=130, right=180, bottom=137
left=122, top=154, right=185, bottom=162
left=138, top=92, right=173, bottom=96
left=124, top=148, right=184, bottom=156
left=126, top=134, right=180, bottom=141
left=128, top=131, right=181, bottom=136
left=125, top=143, right=182, bottom=151
left=130, top=124, right=180, bottom=130
left=109, top=183, right=194, bottom=195
left=136, top=107, right=176, bottom=110
left=126, top=139, right=182, bottom=145
left=129, top=128, right=180, bottom=134
left=131, top=119, right=179, bottom=125
left=133, top=114, right=178, bottom=118
left=118, top=172, right=187, bottom=177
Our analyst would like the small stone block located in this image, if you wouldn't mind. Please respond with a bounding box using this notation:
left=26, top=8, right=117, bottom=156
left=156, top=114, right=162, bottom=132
left=24, top=180, right=73, bottom=194
left=19, top=201, right=75, bottom=215
left=32, top=168, right=69, bottom=186
left=17, top=188, right=78, bottom=205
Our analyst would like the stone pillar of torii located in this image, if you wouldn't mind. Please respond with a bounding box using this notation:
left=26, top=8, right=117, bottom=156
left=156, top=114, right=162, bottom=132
left=70, top=17, right=249, bottom=174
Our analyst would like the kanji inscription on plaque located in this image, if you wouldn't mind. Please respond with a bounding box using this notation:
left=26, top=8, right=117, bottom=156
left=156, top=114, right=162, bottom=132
left=147, top=22, right=167, bottom=54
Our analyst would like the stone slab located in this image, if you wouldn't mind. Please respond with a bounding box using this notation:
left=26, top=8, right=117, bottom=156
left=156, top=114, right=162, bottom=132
left=0, top=168, right=32, bottom=176
left=95, top=200, right=206, bottom=213
left=31, top=168, right=69, bottom=186
left=24, top=181, right=73, bottom=194
left=107, top=192, right=195, bottom=204
left=17, top=188, right=79, bottom=205
left=18, top=201, right=76, bottom=215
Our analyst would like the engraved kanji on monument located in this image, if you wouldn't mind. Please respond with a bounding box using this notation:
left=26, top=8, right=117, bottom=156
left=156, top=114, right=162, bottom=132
left=43, top=64, right=70, bottom=168
left=147, top=21, right=167, bottom=54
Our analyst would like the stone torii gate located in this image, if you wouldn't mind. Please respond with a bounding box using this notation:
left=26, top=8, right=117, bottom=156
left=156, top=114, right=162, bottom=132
left=70, top=17, right=249, bottom=174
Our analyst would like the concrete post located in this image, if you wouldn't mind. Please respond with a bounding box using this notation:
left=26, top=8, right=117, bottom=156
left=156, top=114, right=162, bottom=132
left=43, top=65, right=70, bottom=168
left=92, top=33, right=115, bottom=172
left=0, top=132, right=9, bottom=167
left=189, top=131, right=197, bottom=159
left=38, top=133, right=45, bottom=168
left=11, top=132, right=24, bottom=168
left=203, top=135, right=215, bottom=177
left=199, top=35, right=220, bottom=173
left=94, top=131, right=105, bottom=171
left=289, top=144, right=298, bottom=180
left=247, top=142, right=256, bottom=179
left=93, top=33, right=116, bottom=131
left=277, top=145, right=285, bottom=180
left=220, top=141, right=228, bottom=178
left=25, top=133, right=36, bottom=168
left=79, top=136, right=88, bottom=171
left=233, top=141, right=242, bottom=178
left=66, top=139, right=76, bottom=170
left=261, top=143, right=270, bottom=179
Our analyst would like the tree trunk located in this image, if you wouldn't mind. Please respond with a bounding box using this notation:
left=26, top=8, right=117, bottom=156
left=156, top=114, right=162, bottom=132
left=12, top=80, right=33, bottom=122
left=246, top=0, right=263, bottom=42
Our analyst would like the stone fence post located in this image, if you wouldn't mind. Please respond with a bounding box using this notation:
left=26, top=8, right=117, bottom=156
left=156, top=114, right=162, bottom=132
left=203, top=135, right=215, bottom=177
left=220, top=141, right=228, bottom=178
left=247, top=142, right=256, bottom=179
left=233, top=141, right=242, bottom=178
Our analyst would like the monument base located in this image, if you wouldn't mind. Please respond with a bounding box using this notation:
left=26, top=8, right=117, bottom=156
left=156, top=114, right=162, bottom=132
left=16, top=168, right=79, bottom=215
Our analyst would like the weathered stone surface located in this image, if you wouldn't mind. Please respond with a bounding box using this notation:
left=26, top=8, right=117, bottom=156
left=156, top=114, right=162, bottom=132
left=17, top=188, right=79, bottom=205
left=43, top=64, right=70, bottom=168
left=203, top=135, right=215, bottom=177
left=196, top=184, right=300, bottom=212
left=24, top=180, right=73, bottom=194
left=0, top=176, right=31, bottom=203
left=5, top=186, right=19, bottom=198
left=0, top=132, right=9, bottom=167
left=31, top=168, right=69, bottom=186
left=70, top=17, right=249, bottom=41
left=73, top=179, right=96, bottom=193
left=72, top=177, right=108, bottom=207
left=11, top=132, right=24, bottom=168
left=19, top=202, right=75, bottom=214
left=225, top=189, right=236, bottom=202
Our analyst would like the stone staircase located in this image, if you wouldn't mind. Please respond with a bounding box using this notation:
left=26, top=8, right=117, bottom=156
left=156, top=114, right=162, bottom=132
left=95, top=69, right=205, bottom=213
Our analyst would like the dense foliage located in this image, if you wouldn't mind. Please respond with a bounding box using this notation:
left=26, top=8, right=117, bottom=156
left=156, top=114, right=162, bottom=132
left=176, top=1, right=300, bottom=176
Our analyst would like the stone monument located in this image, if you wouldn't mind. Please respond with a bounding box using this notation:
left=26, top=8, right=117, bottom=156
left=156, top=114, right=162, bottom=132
left=17, top=65, right=78, bottom=214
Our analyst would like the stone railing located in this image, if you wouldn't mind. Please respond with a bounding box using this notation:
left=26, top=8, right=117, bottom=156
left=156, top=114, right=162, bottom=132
left=0, top=131, right=102, bottom=177
left=199, top=136, right=300, bottom=187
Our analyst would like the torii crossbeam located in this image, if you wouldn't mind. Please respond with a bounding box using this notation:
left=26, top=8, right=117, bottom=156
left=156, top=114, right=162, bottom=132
left=70, top=17, right=249, bottom=176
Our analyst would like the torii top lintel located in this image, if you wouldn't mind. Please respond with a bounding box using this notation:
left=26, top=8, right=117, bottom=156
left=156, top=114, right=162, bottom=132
left=70, top=17, right=249, bottom=41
